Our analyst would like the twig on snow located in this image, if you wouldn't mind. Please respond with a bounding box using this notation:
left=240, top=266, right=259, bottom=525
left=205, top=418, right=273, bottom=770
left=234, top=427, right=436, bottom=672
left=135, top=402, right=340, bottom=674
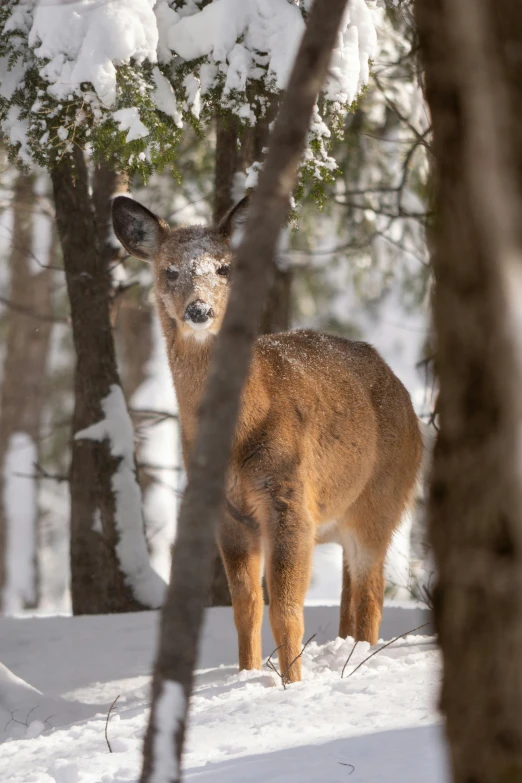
left=343, top=623, right=430, bottom=680
left=265, top=644, right=285, bottom=684
left=265, top=634, right=317, bottom=688
left=4, top=705, right=53, bottom=733
left=282, top=633, right=317, bottom=684
left=338, top=762, right=355, bottom=775
left=341, top=641, right=359, bottom=679
left=105, top=695, right=120, bottom=753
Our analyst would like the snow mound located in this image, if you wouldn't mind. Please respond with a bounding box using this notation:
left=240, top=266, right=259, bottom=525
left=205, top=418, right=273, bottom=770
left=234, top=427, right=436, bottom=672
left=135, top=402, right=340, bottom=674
left=0, top=661, right=94, bottom=742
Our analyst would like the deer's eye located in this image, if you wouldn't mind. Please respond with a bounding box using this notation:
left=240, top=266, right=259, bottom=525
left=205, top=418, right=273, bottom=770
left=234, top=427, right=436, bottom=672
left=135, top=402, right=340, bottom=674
left=165, top=267, right=179, bottom=283
left=217, top=264, right=230, bottom=277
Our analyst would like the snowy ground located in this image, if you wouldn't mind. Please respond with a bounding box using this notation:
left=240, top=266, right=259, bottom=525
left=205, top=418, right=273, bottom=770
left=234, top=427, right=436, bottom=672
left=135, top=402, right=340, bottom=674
left=0, top=602, right=448, bottom=783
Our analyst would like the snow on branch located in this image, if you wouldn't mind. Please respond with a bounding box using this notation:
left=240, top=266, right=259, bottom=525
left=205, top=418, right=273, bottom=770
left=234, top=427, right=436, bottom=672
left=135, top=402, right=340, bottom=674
left=0, top=0, right=377, bottom=200
left=75, top=384, right=166, bottom=609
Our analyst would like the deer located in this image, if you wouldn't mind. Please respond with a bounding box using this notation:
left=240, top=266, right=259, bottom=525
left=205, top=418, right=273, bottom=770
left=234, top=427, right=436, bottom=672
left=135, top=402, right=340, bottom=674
left=112, top=195, right=423, bottom=683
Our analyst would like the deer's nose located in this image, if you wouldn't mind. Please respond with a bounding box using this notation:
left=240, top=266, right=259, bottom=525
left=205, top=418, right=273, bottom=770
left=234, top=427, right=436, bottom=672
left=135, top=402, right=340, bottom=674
left=184, top=300, right=214, bottom=324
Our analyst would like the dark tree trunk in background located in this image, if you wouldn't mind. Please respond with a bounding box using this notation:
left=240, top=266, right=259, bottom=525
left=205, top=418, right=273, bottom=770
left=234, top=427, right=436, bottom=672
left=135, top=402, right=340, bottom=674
left=209, top=116, right=243, bottom=608
left=209, top=106, right=292, bottom=607
left=243, top=110, right=293, bottom=336
left=416, top=1, right=522, bottom=781
left=213, top=114, right=240, bottom=225
left=141, top=2, right=349, bottom=779
left=116, top=295, right=154, bottom=402
left=92, top=162, right=154, bottom=402
left=51, top=148, right=148, bottom=614
left=214, top=106, right=292, bottom=336
left=0, top=172, right=53, bottom=611
left=92, top=161, right=155, bottom=498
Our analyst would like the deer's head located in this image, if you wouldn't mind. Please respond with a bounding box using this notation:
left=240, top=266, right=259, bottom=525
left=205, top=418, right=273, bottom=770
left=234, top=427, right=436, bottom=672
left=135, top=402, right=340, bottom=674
left=112, top=196, right=248, bottom=341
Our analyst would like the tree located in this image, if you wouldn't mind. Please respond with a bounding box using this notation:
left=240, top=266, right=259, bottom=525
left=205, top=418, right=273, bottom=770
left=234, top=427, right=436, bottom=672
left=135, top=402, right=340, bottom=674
left=415, top=0, right=522, bottom=780
left=0, top=170, right=53, bottom=611
left=139, top=1, right=350, bottom=780
left=209, top=104, right=291, bottom=607
left=51, top=147, right=164, bottom=614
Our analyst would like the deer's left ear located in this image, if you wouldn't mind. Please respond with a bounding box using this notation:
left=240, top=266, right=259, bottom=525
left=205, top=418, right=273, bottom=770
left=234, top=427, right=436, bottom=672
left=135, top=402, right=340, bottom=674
left=218, top=196, right=250, bottom=239
left=112, top=196, right=168, bottom=261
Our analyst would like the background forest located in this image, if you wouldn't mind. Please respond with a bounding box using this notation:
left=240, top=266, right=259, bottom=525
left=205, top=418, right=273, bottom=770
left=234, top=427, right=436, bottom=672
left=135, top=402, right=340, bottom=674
left=0, top=2, right=433, bottom=615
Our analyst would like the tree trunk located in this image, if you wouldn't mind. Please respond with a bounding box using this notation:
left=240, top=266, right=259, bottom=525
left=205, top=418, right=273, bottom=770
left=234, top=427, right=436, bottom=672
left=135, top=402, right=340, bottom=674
left=116, top=294, right=154, bottom=402
left=416, top=1, right=522, bottom=781
left=243, top=111, right=293, bottom=336
left=140, top=2, right=349, bottom=779
left=92, top=161, right=155, bottom=497
left=209, top=106, right=292, bottom=607
left=51, top=148, right=163, bottom=614
left=209, top=115, right=242, bottom=608
left=0, top=172, right=53, bottom=612
left=213, top=114, right=240, bottom=225
left=214, top=105, right=292, bottom=336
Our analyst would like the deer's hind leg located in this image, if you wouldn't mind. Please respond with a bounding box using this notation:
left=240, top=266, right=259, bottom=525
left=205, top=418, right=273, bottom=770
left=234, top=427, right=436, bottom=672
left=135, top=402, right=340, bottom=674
left=351, top=556, right=385, bottom=644
left=218, top=517, right=263, bottom=671
left=339, top=525, right=387, bottom=646
left=339, top=557, right=355, bottom=639
left=264, top=478, right=314, bottom=684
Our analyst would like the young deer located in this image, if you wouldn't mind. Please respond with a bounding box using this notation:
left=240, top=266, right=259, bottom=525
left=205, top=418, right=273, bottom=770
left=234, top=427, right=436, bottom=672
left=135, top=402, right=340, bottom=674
left=112, top=196, right=423, bottom=683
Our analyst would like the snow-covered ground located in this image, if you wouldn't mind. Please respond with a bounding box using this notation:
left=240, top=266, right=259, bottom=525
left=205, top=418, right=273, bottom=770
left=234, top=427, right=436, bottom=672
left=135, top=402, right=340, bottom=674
left=0, top=602, right=448, bottom=783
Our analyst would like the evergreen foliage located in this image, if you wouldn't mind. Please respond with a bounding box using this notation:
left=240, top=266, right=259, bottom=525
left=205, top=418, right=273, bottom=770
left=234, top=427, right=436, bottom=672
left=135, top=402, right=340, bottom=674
left=0, top=0, right=377, bottom=204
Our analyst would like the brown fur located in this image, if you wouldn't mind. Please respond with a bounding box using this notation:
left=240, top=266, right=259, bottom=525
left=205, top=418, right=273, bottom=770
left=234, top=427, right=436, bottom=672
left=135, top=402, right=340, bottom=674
left=112, top=196, right=423, bottom=683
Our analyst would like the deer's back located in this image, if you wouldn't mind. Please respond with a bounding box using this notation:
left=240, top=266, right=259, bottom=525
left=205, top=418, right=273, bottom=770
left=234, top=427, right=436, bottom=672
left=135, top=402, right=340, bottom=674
left=234, top=330, right=421, bottom=525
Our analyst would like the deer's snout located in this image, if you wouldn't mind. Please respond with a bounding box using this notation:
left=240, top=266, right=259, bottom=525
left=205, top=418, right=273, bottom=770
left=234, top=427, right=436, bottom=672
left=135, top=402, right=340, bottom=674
left=184, top=300, right=214, bottom=325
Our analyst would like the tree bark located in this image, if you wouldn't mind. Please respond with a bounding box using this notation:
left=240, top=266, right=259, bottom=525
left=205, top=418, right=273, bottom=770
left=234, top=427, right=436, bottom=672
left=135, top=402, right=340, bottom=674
left=51, top=148, right=158, bottom=614
left=209, top=115, right=242, bottom=608
left=140, top=2, right=349, bottom=780
left=416, top=1, right=522, bottom=781
left=0, top=172, right=52, bottom=611
left=244, top=111, right=293, bottom=336
left=92, top=161, right=155, bottom=495
left=214, top=106, right=292, bottom=336
left=116, top=293, right=154, bottom=403
left=92, top=163, right=129, bottom=263
left=213, top=114, right=240, bottom=225
left=209, top=106, right=292, bottom=607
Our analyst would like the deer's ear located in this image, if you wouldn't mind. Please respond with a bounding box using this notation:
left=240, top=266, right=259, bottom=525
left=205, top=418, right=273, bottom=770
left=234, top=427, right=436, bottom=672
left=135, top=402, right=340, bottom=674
left=112, top=196, right=167, bottom=261
left=218, top=196, right=250, bottom=239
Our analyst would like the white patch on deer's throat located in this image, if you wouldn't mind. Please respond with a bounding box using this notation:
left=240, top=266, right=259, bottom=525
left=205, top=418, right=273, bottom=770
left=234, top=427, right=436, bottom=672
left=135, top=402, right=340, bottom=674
left=185, top=318, right=214, bottom=332
left=182, top=320, right=215, bottom=342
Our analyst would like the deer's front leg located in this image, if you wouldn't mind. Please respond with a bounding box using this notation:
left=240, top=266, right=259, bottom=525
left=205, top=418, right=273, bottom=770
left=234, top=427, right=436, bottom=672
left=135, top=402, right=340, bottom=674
left=265, top=482, right=314, bottom=684
left=218, top=519, right=263, bottom=671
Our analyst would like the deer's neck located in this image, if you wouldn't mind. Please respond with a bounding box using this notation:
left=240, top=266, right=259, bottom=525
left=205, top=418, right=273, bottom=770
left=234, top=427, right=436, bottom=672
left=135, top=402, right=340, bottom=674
left=167, top=326, right=214, bottom=452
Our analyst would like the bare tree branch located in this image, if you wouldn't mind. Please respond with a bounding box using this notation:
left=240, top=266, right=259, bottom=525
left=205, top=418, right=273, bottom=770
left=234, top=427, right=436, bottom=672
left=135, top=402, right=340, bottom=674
left=0, top=294, right=67, bottom=324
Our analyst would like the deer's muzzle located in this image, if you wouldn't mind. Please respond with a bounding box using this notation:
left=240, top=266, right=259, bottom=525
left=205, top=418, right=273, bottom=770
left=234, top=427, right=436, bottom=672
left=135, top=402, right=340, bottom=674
left=184, top=300, right=214, bottom=325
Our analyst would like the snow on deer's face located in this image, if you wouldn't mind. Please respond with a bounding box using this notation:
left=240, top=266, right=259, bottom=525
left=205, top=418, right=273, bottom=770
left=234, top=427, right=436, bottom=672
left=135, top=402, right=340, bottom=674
left=155, top=226, right=233, bottom=341
left=112, top=196, right=248, bottom=342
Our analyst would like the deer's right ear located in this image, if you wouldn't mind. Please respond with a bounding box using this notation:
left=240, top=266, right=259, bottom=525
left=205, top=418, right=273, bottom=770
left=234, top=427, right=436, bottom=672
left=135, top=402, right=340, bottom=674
left=218, top=195, right=250, bottom=239
left=112, top=196, right=167, bottom=261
